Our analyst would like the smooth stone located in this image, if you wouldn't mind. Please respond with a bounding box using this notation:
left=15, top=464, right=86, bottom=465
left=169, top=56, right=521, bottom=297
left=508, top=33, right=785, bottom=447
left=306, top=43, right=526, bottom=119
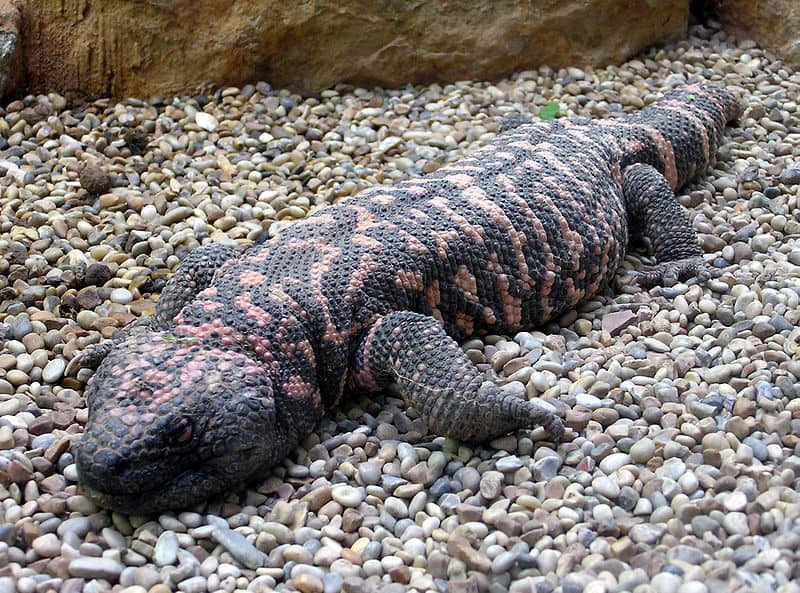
left=629, top=438, right=655, bottom=463
left=652, top=573, right=683, bottom=593
left=32, top=533, right=61, bottom=557
left=69, top=557, right=124, bottom=580
left=722, top=512, right=749, bottom=536
left=592, top=476, right=619, bottom=499
left=495, top=455, right=524, bottom=473
left=599, top=453, right=631, bottom=474
left=331, top=485, right=365, bottom=507
left=42, top=358, right=66, bottom=383
left=195, top=112, right=219, bottom=132
left=479, top=471, right=504, bottom=499
left=629, top=523, right=664, bottom=544
left=211, top=527, right=266, bottom=569
left=532, top=456, right=562, bottom=481
left=154, top=530, right=179, bottom=566
left=110, top=288, right=134, bottom=304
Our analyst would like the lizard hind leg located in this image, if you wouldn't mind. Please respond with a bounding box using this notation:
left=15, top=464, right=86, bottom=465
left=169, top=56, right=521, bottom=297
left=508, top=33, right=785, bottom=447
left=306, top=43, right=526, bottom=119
left=350, top=311, right=564, bottom=442
left=622, top=163, right=716, bottom=288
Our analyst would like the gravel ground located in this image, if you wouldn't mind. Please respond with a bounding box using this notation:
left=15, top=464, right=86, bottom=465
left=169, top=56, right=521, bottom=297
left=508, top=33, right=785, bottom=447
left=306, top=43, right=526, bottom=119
left=1, top=22, right=799, bottom=593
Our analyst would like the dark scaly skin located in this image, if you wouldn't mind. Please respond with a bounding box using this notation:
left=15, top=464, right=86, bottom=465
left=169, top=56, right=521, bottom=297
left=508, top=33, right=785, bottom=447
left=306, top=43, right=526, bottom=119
left=75, top=84, right=741, bottom=513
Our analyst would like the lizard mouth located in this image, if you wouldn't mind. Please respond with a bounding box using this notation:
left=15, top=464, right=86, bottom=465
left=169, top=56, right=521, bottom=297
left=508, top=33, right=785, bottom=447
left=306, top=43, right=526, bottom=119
left=78, top=449, right=259, bottom=514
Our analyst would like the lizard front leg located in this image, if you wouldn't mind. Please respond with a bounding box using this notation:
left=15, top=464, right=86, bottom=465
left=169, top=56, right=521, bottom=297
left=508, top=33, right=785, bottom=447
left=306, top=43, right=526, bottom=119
left=623, top=163, right=715, bottom=288
left=350, top=311, right=564, bottom=442
left=67, top=243, right=240, bottom=372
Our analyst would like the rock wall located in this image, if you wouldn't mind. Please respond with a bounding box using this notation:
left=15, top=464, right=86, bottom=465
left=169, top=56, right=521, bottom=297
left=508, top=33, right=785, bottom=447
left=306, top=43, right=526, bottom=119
left=6, top=0, right=688, bottom=99
left=698, top=0, right=799, bottom=65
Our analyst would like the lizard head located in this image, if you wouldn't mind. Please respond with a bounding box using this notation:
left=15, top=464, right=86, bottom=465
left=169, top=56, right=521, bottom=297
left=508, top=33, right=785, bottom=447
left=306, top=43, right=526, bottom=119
left=76, top=330, right=283, bottom=514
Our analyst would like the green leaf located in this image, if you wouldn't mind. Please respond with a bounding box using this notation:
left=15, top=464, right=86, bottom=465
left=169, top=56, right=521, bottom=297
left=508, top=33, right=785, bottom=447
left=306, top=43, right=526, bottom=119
left=539, top=101, right=560, bottom=121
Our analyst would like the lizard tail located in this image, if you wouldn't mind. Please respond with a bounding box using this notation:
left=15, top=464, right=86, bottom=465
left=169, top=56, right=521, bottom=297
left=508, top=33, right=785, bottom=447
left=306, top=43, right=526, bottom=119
left=617, top=84, right=742, bottom=190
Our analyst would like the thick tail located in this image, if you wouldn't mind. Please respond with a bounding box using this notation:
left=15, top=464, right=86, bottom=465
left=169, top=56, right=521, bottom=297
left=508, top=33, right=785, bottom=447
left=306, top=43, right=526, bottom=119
left=615, top=84, right=742, bottom=190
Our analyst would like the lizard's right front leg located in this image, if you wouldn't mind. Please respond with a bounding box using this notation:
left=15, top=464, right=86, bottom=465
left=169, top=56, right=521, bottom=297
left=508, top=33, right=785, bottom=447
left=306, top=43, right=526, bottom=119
left=67, top=243, right=240, bottom=372
left=350, top=311, right=564, bottom=442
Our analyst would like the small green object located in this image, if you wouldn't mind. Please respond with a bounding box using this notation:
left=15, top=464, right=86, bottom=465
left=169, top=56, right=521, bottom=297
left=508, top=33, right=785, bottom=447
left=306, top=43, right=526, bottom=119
left=686, top=93, right=696, bottom=102
left=539, top=101, right=560, bottom=121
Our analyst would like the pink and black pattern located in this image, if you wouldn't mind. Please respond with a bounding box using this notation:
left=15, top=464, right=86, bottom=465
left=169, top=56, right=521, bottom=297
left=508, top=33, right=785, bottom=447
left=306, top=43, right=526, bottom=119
left=76, top=84, right=740, bottom=513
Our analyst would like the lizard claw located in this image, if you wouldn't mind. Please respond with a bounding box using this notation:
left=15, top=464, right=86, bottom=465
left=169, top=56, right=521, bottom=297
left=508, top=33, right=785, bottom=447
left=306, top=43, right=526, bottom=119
left=65, top=341, right=115, bottom=376
left=543, top=414, right=566, bottom=442
left=634, top=256, right=719, bottom=289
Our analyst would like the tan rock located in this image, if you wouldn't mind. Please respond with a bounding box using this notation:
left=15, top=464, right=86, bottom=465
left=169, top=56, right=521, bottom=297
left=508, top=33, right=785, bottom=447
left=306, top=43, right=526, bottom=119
left=0, top=0, right=22, bottom=96
left=11, top=0, right=688, bottom=98
left=706, top=0, right=799, bottom=66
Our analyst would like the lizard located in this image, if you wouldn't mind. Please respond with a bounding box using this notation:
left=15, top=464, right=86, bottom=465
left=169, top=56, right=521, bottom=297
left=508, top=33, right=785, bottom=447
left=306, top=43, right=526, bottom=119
left=73, top=84, right=741, bottom=513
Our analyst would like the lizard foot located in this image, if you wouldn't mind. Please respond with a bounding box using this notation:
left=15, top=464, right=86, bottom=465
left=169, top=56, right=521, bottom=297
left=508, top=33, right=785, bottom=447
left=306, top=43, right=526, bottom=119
left=542, top=412, right=566, bottom=441
left=528, top=401, right=566, bottom=441
left=634, top=256, right=718, bottom=289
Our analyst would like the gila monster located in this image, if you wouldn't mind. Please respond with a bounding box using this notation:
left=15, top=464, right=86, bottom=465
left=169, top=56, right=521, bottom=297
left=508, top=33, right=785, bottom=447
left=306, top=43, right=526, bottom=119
left=74, top=84, right=740, bottom=513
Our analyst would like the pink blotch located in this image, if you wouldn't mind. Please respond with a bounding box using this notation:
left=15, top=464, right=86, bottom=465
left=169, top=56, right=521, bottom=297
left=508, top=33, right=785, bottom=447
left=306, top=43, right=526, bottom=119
left=351, top=234, right=383, bottom=250
left=247, top=334, right=274, bottom=361
left=282, top=376, right=319, bottom=403
left=369, top=194, right=395, bottom=206
left=445, top=173, right=474, bottom=188
left=240, top=270, right=267, bottom=287
left=463, top=186, right=486, bottom=201
left=143, top=369, right=171, bottom=385
left=197, top=287, right=218, bottom=299
left=199, top=300, right=224, bottom=313
left=234, top=293, right=272, bottom=326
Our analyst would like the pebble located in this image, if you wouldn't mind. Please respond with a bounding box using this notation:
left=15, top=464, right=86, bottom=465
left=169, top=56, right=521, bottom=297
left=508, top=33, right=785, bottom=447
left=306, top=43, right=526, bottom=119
left=331, top=485, right=365, bottom=507
left=593, top=476, right=620, bottom=499
left=154, top=530, right=179, bottom=566
left=598, top=453, right=631, bottom=474
left=0, top=23, right=797, bottom=593
left=32, top=533, right=61, bottom=557
left=68, top=557, right=125, bottom=580
left=195, top=111, right=219, bottom=132
left=629, top=438, right=655, bottom=463
left=211, top=527, right=266, bottom=569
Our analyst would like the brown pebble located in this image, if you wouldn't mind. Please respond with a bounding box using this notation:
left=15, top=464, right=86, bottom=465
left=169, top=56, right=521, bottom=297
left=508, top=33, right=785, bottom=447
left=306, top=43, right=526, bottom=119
left=455, top=503, right=484, bottom=523
left=8, top=459, right=34, bottom=483
left=592, top=408, right=619, bottom=426
left=39, top=474, right=67, bottom=494
left=601, top=310, right=636, bottom=336
left=447, top=536, right=492, bottom=572
left=123, top=127, right=149, bottom=149
left=28, top=415, right=54, bottom=436
left=340, top=548, right=362, bottom=565
left=294, top=573, right=323, bottom=593
left=341, top=508, right=363, bottom=532
left=565, top=409, right=591, bottom=431
left=79, top=165, right=113, bottom=195
left=389, top=565, right=411, bottom=584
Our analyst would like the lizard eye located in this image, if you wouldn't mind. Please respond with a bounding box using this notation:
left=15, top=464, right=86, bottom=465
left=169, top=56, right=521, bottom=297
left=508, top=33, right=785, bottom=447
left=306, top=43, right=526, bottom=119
left=170, top=417, right=194, bottom=445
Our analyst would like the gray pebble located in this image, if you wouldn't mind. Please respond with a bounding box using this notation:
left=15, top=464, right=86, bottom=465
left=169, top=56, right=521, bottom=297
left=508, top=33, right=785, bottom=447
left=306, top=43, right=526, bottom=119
left=211, top=527, right=266, bottom=569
